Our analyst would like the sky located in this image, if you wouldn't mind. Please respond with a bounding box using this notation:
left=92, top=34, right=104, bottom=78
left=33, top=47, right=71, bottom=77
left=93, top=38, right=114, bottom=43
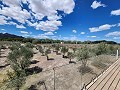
left=0, top=0, right=120, bottom=42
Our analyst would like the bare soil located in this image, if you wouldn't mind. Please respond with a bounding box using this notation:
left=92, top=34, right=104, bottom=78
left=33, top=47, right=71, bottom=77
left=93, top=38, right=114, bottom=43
left=0, top=46, right=117, bottom=90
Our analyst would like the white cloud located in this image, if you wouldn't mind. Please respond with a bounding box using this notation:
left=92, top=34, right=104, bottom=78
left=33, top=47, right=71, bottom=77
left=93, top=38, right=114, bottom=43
left=0, top=0, right=75, bottom=31
left=113, top=37, right=120, bottom=40
left=29, top=32, right=32, bottom=34
left=87, top=36, right=97, bottom=38
left=36, top=20, right=62, bottom=31
left=20, top=31, right=29, bottom=34
left=44, top=32, right=54, bottom=35
left=111, top=9, right=120, bottom=16
left=91, top=1, right=106, bottom=9
left=73, top=30, right=77, bottom=33
left=0, top=6, right=31, bottom=24
left=91, top=36, right=97, bottom=38
left=0, top=16, right=7, bottom=25
left=70, top=36, right=78, bottom=40
left=16, top=24, right=26, bottom=29
left=2, top=32, right=6, bottom=34
left=118, top=23, right=120, bottom=26
left=1, top=29, right=5, bottom=31
left=63, top=35, right=78, bottom=41
left=106, top=31, right=120, bottom=37
left=89, top=24, right=116, bottom=32
left=80, top=32, right=85, bottom=34
left=34, top=34, right=49, bottom=39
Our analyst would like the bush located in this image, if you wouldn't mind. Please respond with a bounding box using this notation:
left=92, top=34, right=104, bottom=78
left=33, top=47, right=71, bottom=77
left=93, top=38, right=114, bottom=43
left=25, top=42, right=34, bottom=48
left=38, top=45, right=45, bottom=56
left=61, top=46, right=68, bottom=58
left=94, top=42, right=107, bottom=55
left=9, top=42, right=21, bottom=51
left=7, top=46, right=33, bottom=89
left=76, top=46, right=91, bottom=67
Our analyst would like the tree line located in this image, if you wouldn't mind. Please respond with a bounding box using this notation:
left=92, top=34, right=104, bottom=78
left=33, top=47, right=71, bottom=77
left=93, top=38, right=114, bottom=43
left=0, top=37, right=119, bottom=45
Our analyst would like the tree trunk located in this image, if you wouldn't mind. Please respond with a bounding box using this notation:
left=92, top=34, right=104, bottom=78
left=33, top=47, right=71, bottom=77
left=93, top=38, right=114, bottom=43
left=15, top=86, right=19, bottom=90
left=69, top=58, right=71, bottom=62
left=56, top=51, right=58, bottom=55
left=47, top=55, right=49, bottom=60
left=62, top=55, right=65, bottom=58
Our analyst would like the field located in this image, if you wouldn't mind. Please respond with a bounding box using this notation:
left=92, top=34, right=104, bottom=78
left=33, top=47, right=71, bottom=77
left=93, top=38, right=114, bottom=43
left=0, top=42, right=119, bottom=90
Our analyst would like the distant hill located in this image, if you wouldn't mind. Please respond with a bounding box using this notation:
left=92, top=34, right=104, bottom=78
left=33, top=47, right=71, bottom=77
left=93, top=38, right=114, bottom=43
left=0, top=33, right=119, bottom=44
left=0, top=33, right=24, bottom=38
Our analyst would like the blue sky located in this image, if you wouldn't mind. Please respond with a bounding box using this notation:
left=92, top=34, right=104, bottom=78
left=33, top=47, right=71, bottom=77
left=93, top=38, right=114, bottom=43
left=0, top=0, right=120, bottom=42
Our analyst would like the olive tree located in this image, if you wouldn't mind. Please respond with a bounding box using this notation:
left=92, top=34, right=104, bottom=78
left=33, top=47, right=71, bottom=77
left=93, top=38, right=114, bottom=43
left=76, top=46, right=90, bottom=67
left=38, top=45, right=45, bottom=56
left=7, top=46, right=33, bottom=90
left=72, top=47, right=77, bottom=53
left=25, top=42, right=34, bottom=49
left=9, top=42, right=21, bottom=51
left=94, top=42, right=107, bottom=55
left=55, top=45, right=60, bottom=55
left=45, top=48, right=51, bottom=60
left=67, top=52, right=75, bottom=63
left=61, top=46, right=68, bottom=58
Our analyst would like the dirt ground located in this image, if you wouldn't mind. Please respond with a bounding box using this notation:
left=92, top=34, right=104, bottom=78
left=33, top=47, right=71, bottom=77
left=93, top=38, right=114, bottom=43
left=0, top=46, right=117, bottom=90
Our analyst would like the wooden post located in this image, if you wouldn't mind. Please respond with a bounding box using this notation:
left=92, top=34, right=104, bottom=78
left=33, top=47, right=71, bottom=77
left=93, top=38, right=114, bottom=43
left=81, top=69, right=82, bottom=89
left=53, top=68, right=55, bottom=90
left=116, top=50, right=118, bottom=60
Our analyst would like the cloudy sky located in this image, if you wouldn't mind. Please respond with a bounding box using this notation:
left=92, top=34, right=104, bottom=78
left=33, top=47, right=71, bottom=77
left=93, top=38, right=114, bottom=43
left=0, top=0, right=120, bottom=42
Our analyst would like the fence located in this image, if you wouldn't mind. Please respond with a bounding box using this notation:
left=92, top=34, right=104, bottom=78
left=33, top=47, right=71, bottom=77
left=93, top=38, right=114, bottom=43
left=23, top=53, right=119, bottom=90
left=81, top=50, right=120, bottom=90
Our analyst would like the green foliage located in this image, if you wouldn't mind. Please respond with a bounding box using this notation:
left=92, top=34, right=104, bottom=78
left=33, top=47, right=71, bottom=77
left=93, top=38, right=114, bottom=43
left=93, top=43, right=119, bottom=55
left=8, top=46, right=33, bottom=70
left=55, top=44, right=60, bottom=55
left=45, top=48, right=51, bottom=60
left=72, top=47, right=77, bottom=53
left=94, top=42, right=107, bottom=55
left=9, top=42, right=21, bottom=51
left=61, top=46, right=68, bottom=57
left=76, top=46, right=90, bottom=67
left=32, top=39, right=40, bottom=44
left=7, top=46, right=33, bottom=89
left=38, top=45, right=45, bottom=55
left=45, top=48, right=51, bottom=56
left=67, top=52, right=75, bottom=61
left=25, top=42, right=34, bottom=48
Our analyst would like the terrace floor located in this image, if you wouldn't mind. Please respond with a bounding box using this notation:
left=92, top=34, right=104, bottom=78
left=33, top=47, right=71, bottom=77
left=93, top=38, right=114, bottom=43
left=86, top=58, right=120, bottom=90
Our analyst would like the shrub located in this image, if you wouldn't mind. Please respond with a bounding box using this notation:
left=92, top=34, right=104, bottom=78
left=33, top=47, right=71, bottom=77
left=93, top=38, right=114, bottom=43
left=76, top=46, right=90, bottom=67
left=38, top=45, right=45, bottom=56
left=55, top=44, right=60, bottom=55
left=67, top=52, right=75, bottom=62
left=45, top=48, right=51, bottom=60
left=94, top=42, right=107, bottom=55
left=7, top=46, right=33, bottom=90
left=61, top=46, right=68, bottom=58
left=9, top=42, right=21, bottom=51
left=25, top=42, right=34, bottom=48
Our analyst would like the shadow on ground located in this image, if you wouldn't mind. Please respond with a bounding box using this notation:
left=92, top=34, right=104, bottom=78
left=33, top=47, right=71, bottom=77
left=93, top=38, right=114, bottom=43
left=28, top=80, right=47, bottom=90
left=31, top=60, right=39, bottom=64
left=0, top=64, right=10, bottom=69
left=26, top=66, right=43, bottom=75
left=78, top=66, right=96, bottom=75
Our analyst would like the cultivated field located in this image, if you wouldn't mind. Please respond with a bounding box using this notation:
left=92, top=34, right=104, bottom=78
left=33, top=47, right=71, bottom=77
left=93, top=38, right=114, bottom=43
left=0, top=42, right=120, bottom=90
